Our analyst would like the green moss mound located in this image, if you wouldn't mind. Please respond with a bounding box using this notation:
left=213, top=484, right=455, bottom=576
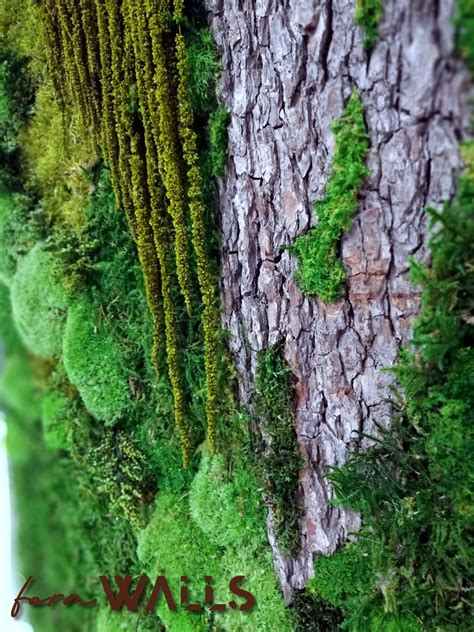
left=10, top=241, right=68, bottom=357
left=63, top=299, right=131, bottom=424
left=138, top=486, right=294, bottom=632
left=189, top=451, right=266, bottom=550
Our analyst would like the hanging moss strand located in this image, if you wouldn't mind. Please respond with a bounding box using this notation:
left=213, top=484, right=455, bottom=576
left=175, top=31, right=219, bottom=453
left=146, top=0, right=194, bottom=316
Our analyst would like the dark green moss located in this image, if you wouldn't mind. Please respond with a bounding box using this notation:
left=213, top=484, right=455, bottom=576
left=209, top=105, right=229, bottom=177
left=291, top=91, right=369, bottom=303
left=455, top=0, right=474, bottom=74
left=354, top=0, right=383, bottom=49
left=254, top=344, right=302, bottom=555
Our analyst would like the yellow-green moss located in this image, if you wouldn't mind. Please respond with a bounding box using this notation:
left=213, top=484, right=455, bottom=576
left=175, top=31, right=219, bottom=454
left=37, top=0, right=224, bottom=465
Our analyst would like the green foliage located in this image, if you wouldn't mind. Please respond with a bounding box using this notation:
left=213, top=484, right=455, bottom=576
left=0, top=47, right=34, bottom=186
left=78, top=428, right=155, bottom=530
left=138, top=489, right=221, bottom=632
left=254, top=345, right=301, bottom=555
left=41, top=390, right=69, bottom=450
left=292, top=589, right=343, bottom=632
left=0, top=353, right=39, bottom=422
left=138, top=484, right=294, bottom=632
left=354, top=0, right=383, bottom=49
left=209, top=106, right=230, bottom=177
left=309, top=150, right=474, bottom=631
left=291, top=91, right=369, bottom=302
left=10, top=241, right=68, bottom=357
left=96, top=607, right=163, bottom=631
left=190, top=451, right=267, bottom=550
left=186, top=28, right=221, bottom=115
left=456, top=0, right=474, bottom=73
left=0, top=281, right=22, bottom=353
left=63, top=298, right=131, bottom=424
left=0, top=190, right=41, bottom=285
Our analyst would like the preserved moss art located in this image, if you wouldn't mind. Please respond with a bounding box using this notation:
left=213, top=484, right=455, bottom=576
left=291, top=91, right=369, bottom=303
left=38, top=0, right=223, bottom=465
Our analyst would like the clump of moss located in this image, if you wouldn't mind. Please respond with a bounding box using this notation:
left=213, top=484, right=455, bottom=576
left=10, top=241, right=68, bottom=357
left=63, top=298, right=131, bottom=423
left=138, top=483, right=294, bottom=632
left=354, top=0, right=383, bottom=49
left=308, top=145, right=474, bottom=631
left=291, top=91, right=369, bottom=303
left=254, top=345, right=302, bottom=555
left=209, top=106, right=229, bottom=177
left=292, top=589, right=344, bottom=632
left=189, top=451, right=267, bottom=550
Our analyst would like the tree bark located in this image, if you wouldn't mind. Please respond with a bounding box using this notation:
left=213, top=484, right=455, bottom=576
left=205, top=0, right=470, bottom=601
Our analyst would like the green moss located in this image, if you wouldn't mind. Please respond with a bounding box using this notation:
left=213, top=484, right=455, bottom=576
left=41, top=390, right=69, bottom=450
left=190, top=451, right=267, bottom=550
left=138, top=489, right=221, bottom=632
left=354, top=0, right=383, bottom=49
left=456, top=0, right=474, bottom=73
left=10, top=241, right=68, bottom=357
left=0, top=353, right=39, bottom=422
left=63, top=298, right=131, bottom=423
left=209, top=106, right=229, bottom=177
left=186, top=28, right=221, bottom=115
left=291, top=91, right=369, bottom=302
left=254, top=345, right=302, bottom=555
left=0, top=190, right=39, bottom=285
left=138, top=484, right=294, bottom=632
left=96, top=607, right=163, bottom=631
left=308, top=147, right=474, bottom=631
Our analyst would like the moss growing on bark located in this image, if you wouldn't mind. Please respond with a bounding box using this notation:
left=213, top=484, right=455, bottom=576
left=291, top=91, right=369, bottom=303
left=308, top=143, right=474, bottom=632
left=355, top=0, right=383, bottom=49
left=254, top=345, right=302, bottom=555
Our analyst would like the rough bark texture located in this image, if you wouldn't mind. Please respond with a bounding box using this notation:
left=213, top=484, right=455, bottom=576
left=204, top=0, right=470, bottom=602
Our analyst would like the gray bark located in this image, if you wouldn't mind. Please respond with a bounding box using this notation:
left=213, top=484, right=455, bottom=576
left=204, top=0, right=471, bottom=602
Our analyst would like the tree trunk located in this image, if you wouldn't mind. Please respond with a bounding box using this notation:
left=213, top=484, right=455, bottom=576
left=204, top=0, right=470, bottom=601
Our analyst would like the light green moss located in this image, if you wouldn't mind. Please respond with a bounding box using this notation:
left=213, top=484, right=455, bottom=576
left=63, top=298, right=131, bottom=423
left=41, top=390, right=69, bottom=450
left=10, top=242, right=68, bottom=357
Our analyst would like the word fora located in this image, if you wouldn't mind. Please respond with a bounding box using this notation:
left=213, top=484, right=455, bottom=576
left=11, top=575, right=256, bottom=618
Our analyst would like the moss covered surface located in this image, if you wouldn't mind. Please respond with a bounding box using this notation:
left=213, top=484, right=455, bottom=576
left=291, top=91, right=369, bottom=303
left=307, top=143, right=474, bottom=630
left=0, top=2, right=295, bottom=631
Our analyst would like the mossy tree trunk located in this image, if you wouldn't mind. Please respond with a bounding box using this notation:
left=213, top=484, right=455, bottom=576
left=204, top=0, right=470, bottom=600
